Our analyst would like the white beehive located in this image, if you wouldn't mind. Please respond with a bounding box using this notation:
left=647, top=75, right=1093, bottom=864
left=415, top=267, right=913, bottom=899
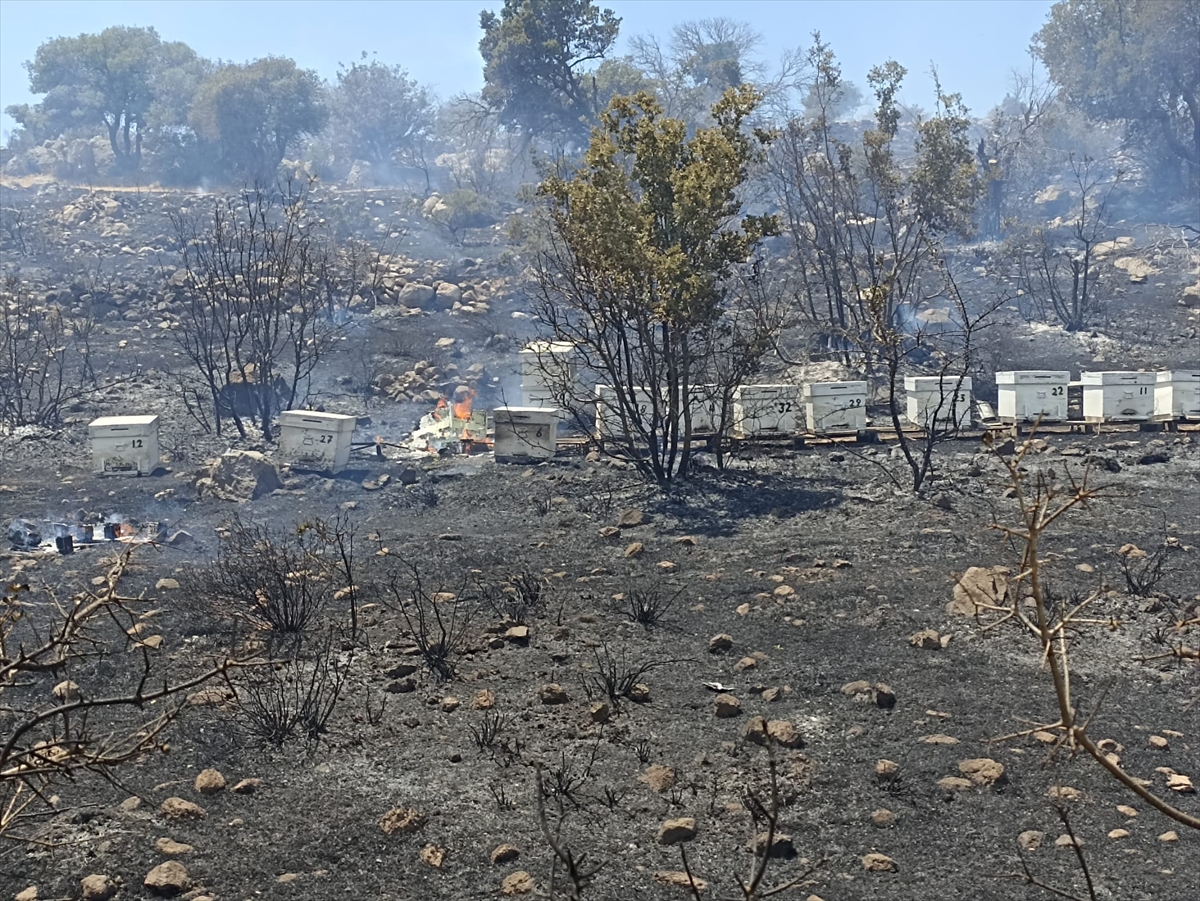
left=88, top=415, right=160, bottom=475
left=519, top=341, right=577, bottom=406
left=687, top=386, right=724, bottom=434
left=1080, top=371, right=1155, bottom=422
left=493, top=407, right=559, bottom=461
left=732, top=385, right=800, bottom=438
left=995, top=371, right=1070, bottom=422
left=904, top=376, right=973, bottom=429
left=278, top=411, right=357, bottom=472
left=1155, top=370, right=1200, bottom=419
left=803, top=381, right=867, bottom=434
left=594, top=384, right=657, bottom=439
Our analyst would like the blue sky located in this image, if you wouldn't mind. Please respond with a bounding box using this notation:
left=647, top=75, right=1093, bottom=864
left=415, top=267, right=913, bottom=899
left=0, top=0, right=1055, bottom=139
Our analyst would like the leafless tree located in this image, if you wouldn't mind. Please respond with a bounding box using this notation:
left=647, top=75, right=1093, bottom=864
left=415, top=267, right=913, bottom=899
left=169, top=179, right=350, bottom=438
left=0, top=273, right=99, bottom=429
left=983, top=433, right=1200, bottom=831
left=1, top=549, right=238, bottom=844
left=1003, top=155, right=1122, bottom=332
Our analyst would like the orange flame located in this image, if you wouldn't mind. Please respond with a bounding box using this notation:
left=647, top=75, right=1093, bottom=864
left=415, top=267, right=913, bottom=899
left=452, top=389, right=476, bottom=421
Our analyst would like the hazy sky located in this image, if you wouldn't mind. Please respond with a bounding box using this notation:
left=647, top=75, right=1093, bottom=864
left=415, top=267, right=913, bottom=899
left=0, top=0, right=1055, bottom=138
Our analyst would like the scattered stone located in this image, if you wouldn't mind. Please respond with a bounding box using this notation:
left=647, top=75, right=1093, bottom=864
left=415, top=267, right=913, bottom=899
left=708, top=633, right=733, bottom=653
left=421, top=844, right=446, bottom=868
left=909, top=629, right=941, bottom=650
left=379, top=807, right=425, bottom=835
left=144, top=861, right=190, bottom=896
left=80, top=875, right=118, bottom=901
left=193, top=450, right=281, bottom=501
left=1054, top=834, right=1082, bottom=849
left=628, top=682, right=651, bottom=703
left=598, top=526, right=621, bottom=539
left=231, top=779, right=259, bottom=799
left=1166, top=773, right=1194, bottom=793
left=1148, top=734, right=1169, bottom=750
left=193, top=768, right=225, bottom=794
left=491, top=844, right=521, bottom=864
left=1138, top=451, right=1170, bottom=465
left=734, top=656, right=758, bottom=671
left=617, top=509, right=648, bottom=527
left=950, top=566, right=1009, bottom=615
left=385, top=678, right=417, bottom=694
left=1108, top=828, right=1130, bottom=840
left=1159, top=830, right=1179, bottom=842
left=1018, top=830, right=1044, bottom=851
left=589, top=701, right=611, bottom=724
left=540, top=683, right=570, bottom=705
left=871, top=808, right=896, bottom=827
left=441, top=696, right=460, bottom=712
left=624, top=542, right=644, bottom=558
left=873, top=683, right=896, bottom=709
left=1117, top=805, right=1138, bottom=818
left=15, top=888, right=37, bottom=901
left=53, top=680, right=81, bottom=701
left=160, top=797, right=206, bottom=820
left=937, top=776, right=974, bottom=793
left=155, top=578, right=180, bottom=590
left=658, top=817, right=697, bottom=844
left=277, top=873, right=301, bottom=883
left=120, top=796, right=142, bottom=811
left=958, top=758, right=1006, bottom=786
left=504, top=625, right=530, bottom=645
left=473, top=689, right=496, bottom=710
left=862, top=852, right=898, bottom=872
left=1047, top=785, right=1084, bottom=802
left=654, top=871, right=708, bottom=892
left=920, top=734, right=959, bottom=745
left=773, top=584, right=795, bottom=598
left=640, top=764, right=677, bottom=792
left=501, top=871, right=535, bottom=895
left=752, top=832, right=797, bottom=858
left=155, top=838, right=194, bottom=856
left=932, top=493, right=954, bottom=511
left=875, top=759, right=900, bottom=781
left=714, top=693, right=741, bottom=718
left=767, top=720, right=803, bottom=748
left=841, top=680, right=873, bottom=699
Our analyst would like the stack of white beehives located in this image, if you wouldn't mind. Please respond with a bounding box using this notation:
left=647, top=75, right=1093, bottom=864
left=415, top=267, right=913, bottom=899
left=519, top=341, right=577, bottom=408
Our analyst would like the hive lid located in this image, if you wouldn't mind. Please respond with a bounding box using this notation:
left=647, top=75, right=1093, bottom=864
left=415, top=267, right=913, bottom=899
left=88, top=415, right=159, bottom=428
left=1156, top=370, right=1200, bottom=382
left=1080, top=371, right=1155, bottom=384
left=996, top=370, right=1070, bottom=383
left=279, top=410, right=357, bottom=427
left=904, top=375, right=973, bottom=389
left=804, top=380, right=867, bottom=396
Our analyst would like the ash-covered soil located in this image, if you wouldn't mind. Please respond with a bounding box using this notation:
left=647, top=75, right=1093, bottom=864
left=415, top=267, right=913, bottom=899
left=3, top=424, right=1198, bottom=901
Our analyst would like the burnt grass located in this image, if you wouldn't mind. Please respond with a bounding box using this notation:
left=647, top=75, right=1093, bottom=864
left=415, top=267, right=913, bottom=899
left=1, top=181, right=1198, bottom=900
left=3, top=426, right=1198, bottom=901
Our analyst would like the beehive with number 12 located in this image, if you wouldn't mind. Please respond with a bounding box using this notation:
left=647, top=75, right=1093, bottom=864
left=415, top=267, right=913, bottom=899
left=87, top=415, right=160, bottom=475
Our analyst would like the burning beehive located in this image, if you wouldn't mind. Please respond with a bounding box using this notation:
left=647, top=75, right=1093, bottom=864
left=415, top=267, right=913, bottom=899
left=408, top=388, right=489, bottom=453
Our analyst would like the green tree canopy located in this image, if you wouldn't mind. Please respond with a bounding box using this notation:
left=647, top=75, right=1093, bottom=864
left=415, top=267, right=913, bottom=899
left=328, top=57, right=436, bottom=176
left=1034, top=0, right=1200, bottom=183
left=190, top=57, right=328, bottom=182
left=7, top=26, right=206, bottom=168
left=533, top=86, right=777, bottom=482
left=479, top=0, right=620, bottom=144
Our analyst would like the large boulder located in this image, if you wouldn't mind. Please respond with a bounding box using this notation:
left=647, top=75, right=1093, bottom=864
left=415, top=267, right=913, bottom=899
left=398, top=282, right=436, bottom=308
left=194, top=451, right=282, bottom=502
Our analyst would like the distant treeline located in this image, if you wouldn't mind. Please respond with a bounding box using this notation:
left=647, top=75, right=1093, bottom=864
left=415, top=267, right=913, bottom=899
left=3, top=0, right=1196, bottom=191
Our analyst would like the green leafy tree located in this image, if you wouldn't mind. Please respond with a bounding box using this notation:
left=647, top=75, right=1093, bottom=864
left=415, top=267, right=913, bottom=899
left=7, top=26, right=206, bottom=169
left=328, top=57, right=436, bottom=183
left=531, top=86, right=779, bottom=483
left=479, top=0, right=620, bottom=144
left=1034, top=0, right=1200, bottom=185
left=190, top=57, right=328, bottom=182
